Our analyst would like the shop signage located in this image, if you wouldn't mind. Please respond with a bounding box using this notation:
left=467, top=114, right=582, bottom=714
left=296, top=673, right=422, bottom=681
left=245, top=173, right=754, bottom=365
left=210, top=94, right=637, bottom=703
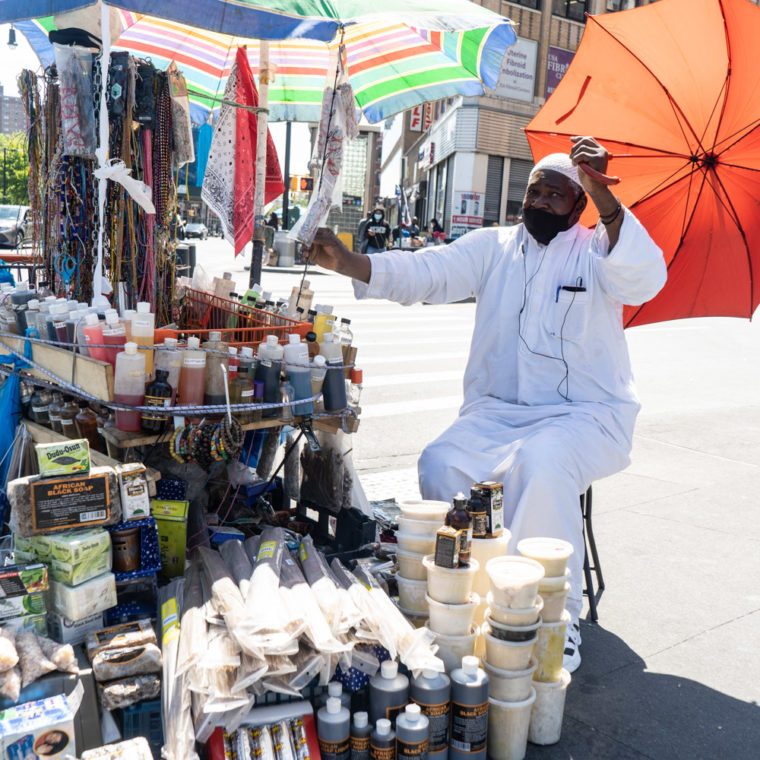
left=410, top=105, right=423, bottom=131
left=451, top=191, right=485, bottom=237
left=487, top=37, right=538, bottom=103
left=545, top=47, right=574, bottom=99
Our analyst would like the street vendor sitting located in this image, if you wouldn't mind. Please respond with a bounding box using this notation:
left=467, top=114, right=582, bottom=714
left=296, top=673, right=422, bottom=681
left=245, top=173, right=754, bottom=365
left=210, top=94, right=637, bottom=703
left=306, top=136, right=667, bottom=673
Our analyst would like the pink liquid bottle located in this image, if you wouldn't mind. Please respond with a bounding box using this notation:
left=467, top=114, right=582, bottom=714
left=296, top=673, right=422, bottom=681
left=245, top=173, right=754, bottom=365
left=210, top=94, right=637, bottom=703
left=82, top=313, right=109, bottom=363
left=114, top=342, right=146, bottom=432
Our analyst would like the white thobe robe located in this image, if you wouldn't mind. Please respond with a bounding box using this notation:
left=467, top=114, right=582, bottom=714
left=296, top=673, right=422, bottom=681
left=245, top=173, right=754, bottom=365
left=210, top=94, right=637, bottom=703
left=353, top=209, right=667, bottom=621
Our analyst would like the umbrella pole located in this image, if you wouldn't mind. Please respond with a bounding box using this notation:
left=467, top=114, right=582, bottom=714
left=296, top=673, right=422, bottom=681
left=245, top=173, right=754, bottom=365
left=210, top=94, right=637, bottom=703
left=249, top=40, right=270, bottom=289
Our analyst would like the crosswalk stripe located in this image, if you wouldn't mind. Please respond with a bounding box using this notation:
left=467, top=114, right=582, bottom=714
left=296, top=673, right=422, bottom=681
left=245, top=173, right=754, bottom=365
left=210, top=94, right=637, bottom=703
left=358, top=352, right=468, bottom=364
left=363, top=370, right=464, bottom=387
left=359, top=395, right=463, bottom=419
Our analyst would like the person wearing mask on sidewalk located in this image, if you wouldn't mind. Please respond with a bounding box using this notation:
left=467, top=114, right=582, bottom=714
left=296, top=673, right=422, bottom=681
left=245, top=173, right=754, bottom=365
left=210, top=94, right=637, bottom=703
left=363, top=208, right=391, bottom=253
left=305, top=136, right=667, bottom=674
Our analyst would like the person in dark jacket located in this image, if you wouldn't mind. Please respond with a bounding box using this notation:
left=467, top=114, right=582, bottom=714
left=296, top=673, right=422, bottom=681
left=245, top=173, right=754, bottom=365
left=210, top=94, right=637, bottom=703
left=363, top=208, right=391, bottom=253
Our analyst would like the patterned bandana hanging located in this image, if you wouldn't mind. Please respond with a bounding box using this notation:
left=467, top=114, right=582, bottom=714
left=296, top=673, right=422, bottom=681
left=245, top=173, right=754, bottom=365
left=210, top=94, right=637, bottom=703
left=202, top=47, right=284, bottom=256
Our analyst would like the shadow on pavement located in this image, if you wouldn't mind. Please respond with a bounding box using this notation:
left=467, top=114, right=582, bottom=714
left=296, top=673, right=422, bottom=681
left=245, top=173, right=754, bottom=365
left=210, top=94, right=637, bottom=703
left=527, top=623, right=760, bottom=759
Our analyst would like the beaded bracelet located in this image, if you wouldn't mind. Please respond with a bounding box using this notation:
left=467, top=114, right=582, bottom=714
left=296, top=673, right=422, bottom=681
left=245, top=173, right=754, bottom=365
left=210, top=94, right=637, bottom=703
left=169, top=427, right=184, bottom=463
left=600, top=200, right=622, bottom=225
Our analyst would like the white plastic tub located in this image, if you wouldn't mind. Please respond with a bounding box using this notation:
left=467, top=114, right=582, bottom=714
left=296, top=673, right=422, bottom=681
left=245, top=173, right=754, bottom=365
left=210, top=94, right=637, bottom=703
left=423, top=555, right=479, bottom=604
left=482, top=657, right=537, bottom=702
left=395, top=547, right=427, bottom=580
left=488, top=690, right=536, bottom=760
left=482, top=623, right=536, bottom=671
left=397, top=516, right=440, bottom=538
left=516, top=537, right=573, bottom=577
left=539, top=582, right=570, bottom=623
left=538, top=568, right=571, bottom=593
left=485, top=611, right=541, bottom=642
left=533, top=611, right=570, bottom=683
left=396, top=532, right=436, bottom=556
left=486, top=593, right=543, bottom=626
left=398, top=499, right=449, bottom=523
left=486, top=557, right=544, bottom=609
left=428, top=626, right=478, bottom=673
left=426, top=592, right=480, bottom=636
left=396, top=575, right=428, bottom=613
left=471, top=533, right=510, bottom=597
left=529, top=668, right=571, bottom=745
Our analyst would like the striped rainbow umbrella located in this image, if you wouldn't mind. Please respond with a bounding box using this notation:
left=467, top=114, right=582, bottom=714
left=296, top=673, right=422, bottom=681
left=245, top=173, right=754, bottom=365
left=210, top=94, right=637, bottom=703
left=15, top=4, right=516, bottom=124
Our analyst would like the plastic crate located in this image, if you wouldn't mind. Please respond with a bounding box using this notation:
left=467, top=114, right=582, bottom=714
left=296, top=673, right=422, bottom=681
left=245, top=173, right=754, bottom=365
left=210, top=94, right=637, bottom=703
left=171, top=288, right=310, bottom=346
left=121, top=699, right=163, bottom=760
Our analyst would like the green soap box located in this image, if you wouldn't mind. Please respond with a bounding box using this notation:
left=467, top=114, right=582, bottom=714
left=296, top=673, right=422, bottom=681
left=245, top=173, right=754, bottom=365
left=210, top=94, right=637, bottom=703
left=35, top=439, right=91, bottom=477
left=32, top=527, right=111, bottom=564
left=0, top=592, right=46, bottom=620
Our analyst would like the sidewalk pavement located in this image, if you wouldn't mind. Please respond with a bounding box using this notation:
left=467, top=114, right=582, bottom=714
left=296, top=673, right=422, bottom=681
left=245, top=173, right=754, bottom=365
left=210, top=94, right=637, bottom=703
left=540, top=403, right=760, bottom=760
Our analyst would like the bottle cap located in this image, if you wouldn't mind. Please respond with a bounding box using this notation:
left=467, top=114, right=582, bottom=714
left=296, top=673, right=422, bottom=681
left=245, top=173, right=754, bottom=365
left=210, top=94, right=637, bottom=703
left=84, top=313, right=100, bottom=326
left=296, top=307, right=304, bottom=315
left=44, top=295, right=57, bottom=303
left=326, top=697, right=341, bottom=715
left=405, top=704, right=421, bottom=722
left=136, top=302, right=151, bottom=313
left=228, top=346, right=238, bottom=356
left=68, top=310, right=79, bottom=320
left=105, top=311, right=119, bottom=325
left=209, top=331, right=222, bottom=342
left=312, top=355, right=326, bottom=368
left=306, top=331, right=317, bottom=343
left=241, top=346, right=254, bottom=358
left=462, top=656, right=479, bottom=677
left=353, top=712, right=368, bottom=729
left=155, top=369, right=169, bottom=381
left=124, top=342, right=138, bottom=355
left=288, top=334, right=301, bottom=345
left=351, top=368, right=363, bottom=384
left=223, top=272, right=232, bottom=280
left=376, top=719, right=391, bottom=736
left=308, top=309, right=317, bottom=317
left=77, top=303, right=89, bottom=312
left=123, top=308, right=136, bottom=319
left=380, top=660, right=398, bottom=679
left=422, top=669, right=440, bottom=680
left=453, top=492, right=468, bottom=508
left=27, top=299, right=39, bottom=309
left=187, top=336, right=200, bottom=349
left=328, top=682, right=342, bottom=698
left=341, top=317, right=351, bottom=325
left=163, top=337, right=178, bottom=349
left=266, top=335, right=278, bottom=346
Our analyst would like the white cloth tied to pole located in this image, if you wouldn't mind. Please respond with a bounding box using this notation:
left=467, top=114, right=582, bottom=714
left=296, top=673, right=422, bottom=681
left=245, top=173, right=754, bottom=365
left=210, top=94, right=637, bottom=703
left=94, top=159, right=156, bottom=214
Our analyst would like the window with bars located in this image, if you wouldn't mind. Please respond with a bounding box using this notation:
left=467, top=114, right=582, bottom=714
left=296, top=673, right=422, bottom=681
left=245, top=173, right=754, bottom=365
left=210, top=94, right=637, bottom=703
left=606, top=0, right=649, bottom=9
left=553, top=0, right=589, bottom=21
left=507, top=0, right=540, bottom=9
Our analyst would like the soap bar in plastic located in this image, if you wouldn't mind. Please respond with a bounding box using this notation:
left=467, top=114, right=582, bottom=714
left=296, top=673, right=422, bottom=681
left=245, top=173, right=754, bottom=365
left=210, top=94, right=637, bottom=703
left=50, top=573, right=117, bottom=621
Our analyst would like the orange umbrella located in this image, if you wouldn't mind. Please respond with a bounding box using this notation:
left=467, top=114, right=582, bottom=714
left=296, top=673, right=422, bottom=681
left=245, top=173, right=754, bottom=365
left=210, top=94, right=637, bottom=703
left=525, top=0, right=760, bottom=327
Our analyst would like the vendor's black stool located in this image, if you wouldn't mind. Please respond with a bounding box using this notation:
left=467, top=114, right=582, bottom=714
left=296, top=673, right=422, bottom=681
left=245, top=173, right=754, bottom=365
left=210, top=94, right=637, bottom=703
left=581, top=485, right=604, bottom=622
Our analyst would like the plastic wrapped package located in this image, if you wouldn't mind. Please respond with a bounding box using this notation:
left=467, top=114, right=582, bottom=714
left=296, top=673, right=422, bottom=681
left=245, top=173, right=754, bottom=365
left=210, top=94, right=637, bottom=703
left=262, top=676, right=301, bottom=698
left=86, top=620, right=157, bottom=658
left=92, top=642, right=162, bottom=681
left=243, top=528, right=303, bottom=653
left=38, top=635, right=78, bottom=673
left=50, top=572, right=117, bottom=620
left=270, top=721, right=298, bottom=760
left=176, top=563, right=205, bottom=677
left=279, top=552, right=346, bottom=654
left=98, top=674, right=161, bottom=710
left=219, top=540, right=254, bottom=600
left=0, top=627, right=18, bottom=672
left=16, top=630, right=56, bottom=686
left=53, top=43, right=97, bottom=157
left=167, top=62, right=195, bottom=166
left=231, top=652, right=268, bottom=694
left=0, top=666, right=20, bottom=701
left=287, top=642, right=325, bottom=691
left=81, top=736, right=154, bottom=760
left=244, top=536, right=261, bottom=566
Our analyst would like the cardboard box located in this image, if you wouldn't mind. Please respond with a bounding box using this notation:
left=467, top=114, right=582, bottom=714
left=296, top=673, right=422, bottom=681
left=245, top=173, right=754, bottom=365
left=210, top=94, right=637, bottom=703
left=116, top=464, right=151, bottom=521
left=0, top=694, right=76, bottom=759
left=150, top=500, right=188, bottom=578
left=47, top=611, right=104, bottom=646
left=50, top=574, right=117, bottom=622
left=35, top=440, right=90, bottom=478
left=0, top=563, right=48, bottom=596
left=2, top=613, right=47, bottom=636
left=0, top=594, right=46, bottom=622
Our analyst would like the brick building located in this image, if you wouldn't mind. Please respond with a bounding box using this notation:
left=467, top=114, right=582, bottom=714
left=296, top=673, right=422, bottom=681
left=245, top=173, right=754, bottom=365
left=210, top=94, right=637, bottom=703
left=0, top=85, right=26, bottom=135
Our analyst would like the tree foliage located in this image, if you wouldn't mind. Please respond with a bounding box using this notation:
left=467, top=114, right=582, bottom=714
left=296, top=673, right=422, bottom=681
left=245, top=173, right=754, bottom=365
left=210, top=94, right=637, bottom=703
left=0, top=133, right=29, bottom=206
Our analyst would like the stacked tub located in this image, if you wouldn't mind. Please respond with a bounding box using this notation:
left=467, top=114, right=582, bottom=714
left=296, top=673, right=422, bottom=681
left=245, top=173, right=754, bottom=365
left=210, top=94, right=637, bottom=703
left=394, top=500, right=449, bottom=623
left=481, top=556, right=544, bottom=760
left=517, top=538, right=574, bottom=747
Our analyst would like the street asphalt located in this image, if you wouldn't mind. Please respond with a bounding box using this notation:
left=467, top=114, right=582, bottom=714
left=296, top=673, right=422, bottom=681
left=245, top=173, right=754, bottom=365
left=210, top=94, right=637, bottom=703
left=198, top=239, right=760, bottom=760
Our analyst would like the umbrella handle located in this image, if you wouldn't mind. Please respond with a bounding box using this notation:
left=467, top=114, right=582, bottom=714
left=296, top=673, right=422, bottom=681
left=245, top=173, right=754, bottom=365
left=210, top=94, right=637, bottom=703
left=578, top=162, right=621, bottom=186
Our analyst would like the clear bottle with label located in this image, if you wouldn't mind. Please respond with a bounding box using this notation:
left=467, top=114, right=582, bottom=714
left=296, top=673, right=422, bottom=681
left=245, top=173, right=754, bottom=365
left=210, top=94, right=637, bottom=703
left=114, top=342, right=146, bottom=432
left=179, top=336, right=206, bottom=407
left=348, top=368, right=363, bottom=406
left=155, top=338, right=182, bottom=402
left=65, top=309, right=81, bottom=345
left=203, top=331, right=229, bottom=405
left=142, top=369, right=173, bottom=432
left=131, top=302, right=155, bottom=378
left=83, top=313, right=109, bottom=363
left=283, top=334, right=313, bottom=416
left=255, top=335, right=284, bottom=418
left=369, top=660, right=409, bottom=728
left=11, top=284, right=37, bottom=334
left=317, top=697, right=351, bottom=760
left=370, top=719, right=395, bottom=760
left=75, top=305, right=93, bottom=355
left=449, top=657, right=488, bottom=760
left=51, top=302, right=71, bottom=344
left=280, top=376, right=295, bottom=424
left=47, top=392, right=64, bottom=434
left=320, top=332, right=348, bottom=412
left=34, top=296, right=57, bottom=338
left=229, top=351, right=255, bottom=424
left=60, top=397, right=79, bottom=438
left=75, top=401, right=103, bottom=452
left=336, top=317, right=355, bottom=374
left=102, top=311, right=127, bottom=368
left=410, top=669, right=450, bottom=759
left=23, top=299, right=40, bottom=337
left=28, top=389, right=52, bottom=425
left=311, top=354, right=327, bottom=397
left=396, top=703, right=429, bottom=760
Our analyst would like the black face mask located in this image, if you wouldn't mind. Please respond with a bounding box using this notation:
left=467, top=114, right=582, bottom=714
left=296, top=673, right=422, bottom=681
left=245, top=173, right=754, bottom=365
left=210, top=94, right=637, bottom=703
left=521, top=206, right=577, bottom=244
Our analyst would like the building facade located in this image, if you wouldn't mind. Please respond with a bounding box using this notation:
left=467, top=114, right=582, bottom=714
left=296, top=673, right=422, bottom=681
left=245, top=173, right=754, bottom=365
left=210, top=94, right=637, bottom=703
left=0, top=85, right=26, bottom=135
left=381, top=0, right=661, bottom=237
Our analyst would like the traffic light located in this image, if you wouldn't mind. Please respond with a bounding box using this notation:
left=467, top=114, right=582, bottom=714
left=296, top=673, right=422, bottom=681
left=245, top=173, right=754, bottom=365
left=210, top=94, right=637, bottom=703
left=299, top=176, right=314, bottom=192
left=289, top=176, right=299, bottom=193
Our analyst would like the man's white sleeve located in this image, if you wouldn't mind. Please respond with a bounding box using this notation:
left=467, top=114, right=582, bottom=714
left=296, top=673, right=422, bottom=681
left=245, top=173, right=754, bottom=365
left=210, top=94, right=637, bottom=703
left=592, top=208, right=667, bottom=306
left=352, top=229, right=495, bottom=306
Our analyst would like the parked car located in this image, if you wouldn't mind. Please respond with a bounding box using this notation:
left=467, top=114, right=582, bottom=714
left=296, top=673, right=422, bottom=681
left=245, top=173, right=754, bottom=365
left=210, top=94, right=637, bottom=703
left=0, top=205, right=30, bottom=248
left=184, top=222, right=208, bottom=240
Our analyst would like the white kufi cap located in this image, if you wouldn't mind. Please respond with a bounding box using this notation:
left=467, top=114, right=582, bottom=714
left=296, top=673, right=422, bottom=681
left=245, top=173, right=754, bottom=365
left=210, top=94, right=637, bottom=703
left=530, top=153, right=582, bottom=190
